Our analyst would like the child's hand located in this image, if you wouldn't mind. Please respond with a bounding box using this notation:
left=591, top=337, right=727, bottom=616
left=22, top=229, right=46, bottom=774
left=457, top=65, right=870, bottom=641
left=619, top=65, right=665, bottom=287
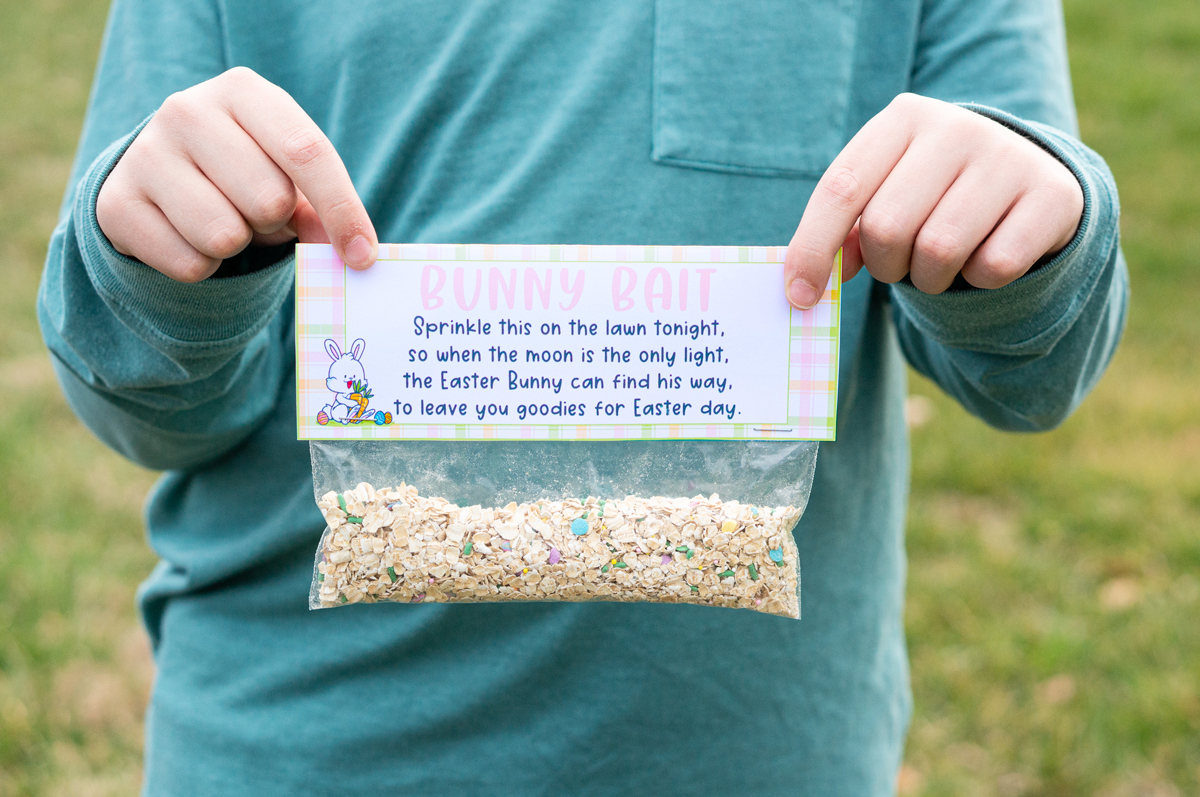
left=784, top=94, right=1084, bottom=308
left=96, top=67, right=378, bottom=283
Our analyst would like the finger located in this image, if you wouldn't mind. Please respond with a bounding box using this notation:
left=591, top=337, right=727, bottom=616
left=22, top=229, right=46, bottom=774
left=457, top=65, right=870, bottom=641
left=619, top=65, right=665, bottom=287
left=138, top=150, right=254, bottom=262
left=210, top=68, right=377, bottom=269
left=841, top=221, right=864, bottom=282
left=855, top=137, right=969, bottom=284
left=290, top=190, right=331, bottom=243
left=183, top=112, right=298, bottom=235
left=785, top=99, right=917, bottom=308
left=97, top=192, right=220, bottom=282
left=960, top=188, right=1078, bottom=289
left=252, top=189, right=329, bottom=247
left=908, top=162, right=1024, bottom=294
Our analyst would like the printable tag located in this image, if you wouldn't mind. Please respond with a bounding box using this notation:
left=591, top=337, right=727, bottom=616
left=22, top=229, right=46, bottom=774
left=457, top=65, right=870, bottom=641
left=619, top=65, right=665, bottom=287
left=295, top=244, right=839, bottom=441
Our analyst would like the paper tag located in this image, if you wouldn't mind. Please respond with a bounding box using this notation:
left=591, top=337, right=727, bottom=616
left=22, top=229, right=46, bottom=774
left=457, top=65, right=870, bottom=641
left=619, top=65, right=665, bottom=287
left=295, top=244, right=839, bottom=441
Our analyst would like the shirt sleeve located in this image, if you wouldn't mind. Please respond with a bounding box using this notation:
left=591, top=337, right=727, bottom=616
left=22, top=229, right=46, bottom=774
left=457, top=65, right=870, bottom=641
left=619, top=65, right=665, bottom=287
left=894, top=0, right=1129, bottom=431
left=37, top=0, right=297, bottom=470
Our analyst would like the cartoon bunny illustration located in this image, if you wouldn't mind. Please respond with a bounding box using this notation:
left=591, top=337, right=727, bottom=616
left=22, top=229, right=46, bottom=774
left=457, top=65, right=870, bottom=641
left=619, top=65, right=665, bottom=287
left=316, top=338, right=392, bottom=425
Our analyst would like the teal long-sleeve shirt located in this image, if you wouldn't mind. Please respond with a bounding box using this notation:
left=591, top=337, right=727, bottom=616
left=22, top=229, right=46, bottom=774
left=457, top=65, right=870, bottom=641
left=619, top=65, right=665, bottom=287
left=39, top=1, right=1127, bottom=794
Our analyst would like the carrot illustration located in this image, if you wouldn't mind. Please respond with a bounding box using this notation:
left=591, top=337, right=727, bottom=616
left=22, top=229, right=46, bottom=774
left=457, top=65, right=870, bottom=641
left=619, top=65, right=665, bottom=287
left=348, top=380, right=373, bottom=423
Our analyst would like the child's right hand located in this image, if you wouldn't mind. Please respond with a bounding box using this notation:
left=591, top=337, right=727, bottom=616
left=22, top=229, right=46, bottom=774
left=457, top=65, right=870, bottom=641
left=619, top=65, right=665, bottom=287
left=96, top=67, right=378, bottom=283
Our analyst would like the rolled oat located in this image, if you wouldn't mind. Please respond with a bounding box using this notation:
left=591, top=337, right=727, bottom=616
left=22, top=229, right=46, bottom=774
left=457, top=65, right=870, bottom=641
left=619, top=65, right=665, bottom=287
left=314, top=482, right=800, bottom=618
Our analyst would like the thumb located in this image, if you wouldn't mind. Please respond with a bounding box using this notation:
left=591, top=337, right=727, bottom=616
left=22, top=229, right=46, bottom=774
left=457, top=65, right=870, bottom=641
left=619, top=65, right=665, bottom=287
left=290, top=189, right=331, bottom=244
left=249, top=189, right=330, bottom=247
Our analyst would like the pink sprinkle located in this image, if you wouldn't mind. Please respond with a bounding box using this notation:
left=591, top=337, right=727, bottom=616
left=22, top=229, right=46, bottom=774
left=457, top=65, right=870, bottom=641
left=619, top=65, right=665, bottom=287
left=661, top=554, right=672, bottom=565
left=429, top=577, right=435, bottom=583
left=548, top=547, right=561, bottom=564
left=755, top=599, right=762, bottom=605
left=411, top=594, right=425, bottom=603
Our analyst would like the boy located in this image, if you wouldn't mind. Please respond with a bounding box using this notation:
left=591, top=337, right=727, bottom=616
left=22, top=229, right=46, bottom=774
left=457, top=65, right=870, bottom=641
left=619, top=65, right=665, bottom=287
left=41, top=0, right=1126, bottom=794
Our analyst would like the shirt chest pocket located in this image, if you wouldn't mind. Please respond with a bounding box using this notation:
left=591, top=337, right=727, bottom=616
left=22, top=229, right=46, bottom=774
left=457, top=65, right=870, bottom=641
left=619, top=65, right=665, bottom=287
left=652, top=0, right=861, bottom=179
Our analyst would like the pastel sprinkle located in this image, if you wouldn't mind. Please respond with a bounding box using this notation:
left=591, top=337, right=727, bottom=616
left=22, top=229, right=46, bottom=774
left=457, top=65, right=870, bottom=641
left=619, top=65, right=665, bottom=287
left=751, top=507, right=758, bottom=517
left=721, top=520, right=737, bottom=533
left=571, top=518, right=589, bottom=535
left=411, top=594, right=424, bottom=603
left=337, top=494, right=347, bottom=513
left=500, top=541, right=512, bottom=551
left=769, top=548, right=784, bottom=563
left=662, top=554, right=672, bottom=565
left=387, top=566, right=398, bottom=583
left=463, top=541, right=473, bottom=556
left=548, top=547, right=561, bottom=564
left=718, top=569, right=735, bottom=579
left=748, top=563, right=759, bottom=581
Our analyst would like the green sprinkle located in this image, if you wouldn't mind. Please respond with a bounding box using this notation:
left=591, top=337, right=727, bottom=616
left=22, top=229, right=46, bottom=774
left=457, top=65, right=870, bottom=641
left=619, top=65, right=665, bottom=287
left=675, top=545, right=689, bottom=552
left=337, top=494, right=347, bottom=513
left=614, top=562, right=627, bottom=569
left=317, top=573, right=325, bottom=582
left=748, top=564, right=759, bottom=581
left=776, top=561, right=785, bottom=567
left=601, top=564, right=611, bottom=573
left=463, top=541, right=473, bottom=556
left=347, top=516, right=363, bottom=524
left=718, top=569, right=735, bottom=579
left=685, top=548, right=694, bottom=559
left=690, top=585, right=700, bottom=593
left=339, top=594, right=347, bottom=604
left=387, top=566, right=398, bottom=583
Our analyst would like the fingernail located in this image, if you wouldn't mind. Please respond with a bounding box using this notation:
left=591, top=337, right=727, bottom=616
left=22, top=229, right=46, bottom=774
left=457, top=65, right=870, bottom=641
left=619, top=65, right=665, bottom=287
left=788, top=278, right=821, bottom=309
left=344, top=236, right=374, bottom=268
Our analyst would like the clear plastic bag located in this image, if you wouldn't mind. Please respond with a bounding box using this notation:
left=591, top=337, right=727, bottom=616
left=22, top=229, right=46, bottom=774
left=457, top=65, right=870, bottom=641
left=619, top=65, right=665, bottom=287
left=309, top=439, right=817, bottom=618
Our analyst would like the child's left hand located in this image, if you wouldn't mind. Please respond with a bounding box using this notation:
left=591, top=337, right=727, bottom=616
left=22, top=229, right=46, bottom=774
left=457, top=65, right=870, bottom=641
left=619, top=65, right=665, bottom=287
left=784, top=93, right=1084, bottom=308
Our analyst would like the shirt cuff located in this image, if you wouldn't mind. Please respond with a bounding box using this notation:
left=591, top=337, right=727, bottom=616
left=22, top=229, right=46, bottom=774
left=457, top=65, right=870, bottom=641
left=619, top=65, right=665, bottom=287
left=72, top=117, right=295, bottom=349
left=888, top=104, right=1121, bottom=356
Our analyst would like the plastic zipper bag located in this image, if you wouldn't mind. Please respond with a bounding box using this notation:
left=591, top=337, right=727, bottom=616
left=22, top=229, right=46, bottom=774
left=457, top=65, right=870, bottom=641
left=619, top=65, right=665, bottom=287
left=309, top=439, right=816, bottom=617
left=297, top=242, right=841, bottom=620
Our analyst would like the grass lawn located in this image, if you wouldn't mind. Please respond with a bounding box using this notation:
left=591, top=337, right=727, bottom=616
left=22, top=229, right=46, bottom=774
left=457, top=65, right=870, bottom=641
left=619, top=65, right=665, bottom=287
left=0, top=0, right=1196, bottom=794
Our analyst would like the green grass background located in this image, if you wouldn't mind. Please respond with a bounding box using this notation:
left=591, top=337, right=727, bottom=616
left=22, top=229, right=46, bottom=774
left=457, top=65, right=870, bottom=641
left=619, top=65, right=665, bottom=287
left=0, top=0, right=1196, bottom=794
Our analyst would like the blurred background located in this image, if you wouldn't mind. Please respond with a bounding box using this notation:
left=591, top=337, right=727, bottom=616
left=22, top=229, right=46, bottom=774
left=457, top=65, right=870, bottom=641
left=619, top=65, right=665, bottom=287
left=0, top=0, right=1196, bottom=794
